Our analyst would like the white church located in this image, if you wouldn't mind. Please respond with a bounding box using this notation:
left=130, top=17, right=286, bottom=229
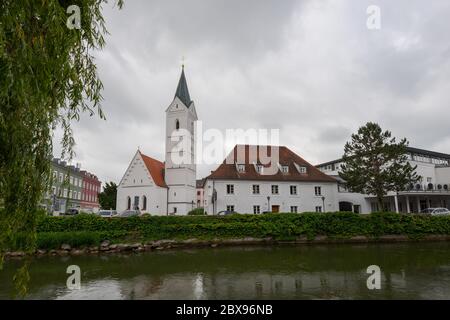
left=116, top=67, right=198, bottom=215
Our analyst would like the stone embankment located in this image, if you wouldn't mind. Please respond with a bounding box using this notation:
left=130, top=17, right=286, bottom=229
left=4, top=235, right=450, bottom=258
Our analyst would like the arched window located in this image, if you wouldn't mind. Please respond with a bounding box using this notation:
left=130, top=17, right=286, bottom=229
left=142, top=196, right=147, bottom=211
left=175, top=119, right=180, bottom=130
left=126, top=196, right=131, bottom=210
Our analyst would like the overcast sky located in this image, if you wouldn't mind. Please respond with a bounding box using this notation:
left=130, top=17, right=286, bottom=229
left=53, top=0, right=450, bottom=185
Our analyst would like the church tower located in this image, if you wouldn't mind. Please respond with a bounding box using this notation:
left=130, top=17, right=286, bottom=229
left=164, top=66, right=198, bottom=215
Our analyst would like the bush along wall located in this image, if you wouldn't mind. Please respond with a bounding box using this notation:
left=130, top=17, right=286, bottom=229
left=7, top=212, right=444, bottom=250
left=4, top=212, right=450, bottom=252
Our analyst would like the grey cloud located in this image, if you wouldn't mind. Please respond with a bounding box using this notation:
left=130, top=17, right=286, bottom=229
left=53, top=0, right=450, bottom=184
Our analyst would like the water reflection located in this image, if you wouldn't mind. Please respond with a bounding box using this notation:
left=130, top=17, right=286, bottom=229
left=1, top=243, right=450, bottom=299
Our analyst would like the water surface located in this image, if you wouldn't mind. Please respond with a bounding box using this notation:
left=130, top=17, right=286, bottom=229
left=1, top=242, right=449, bottom=299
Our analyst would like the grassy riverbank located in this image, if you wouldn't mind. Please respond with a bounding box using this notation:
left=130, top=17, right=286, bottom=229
left=6, top=211, right=450, bottom=251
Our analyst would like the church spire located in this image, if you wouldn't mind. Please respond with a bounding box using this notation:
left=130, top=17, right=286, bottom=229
left=174, top=65, right=192, bottom=107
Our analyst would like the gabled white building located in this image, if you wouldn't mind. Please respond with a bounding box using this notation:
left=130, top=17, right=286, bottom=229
left=316, top=147, right=450, bottom=213
left=203, top=145, right=339, bottom=214
left=116, top=150, right=168, bottom=214
left=116, top=67, right=198, bottom=215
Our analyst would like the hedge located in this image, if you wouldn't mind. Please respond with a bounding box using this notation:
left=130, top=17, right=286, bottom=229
left=37, top=211, right=450, bottom=240
left=5, top=212, right=450, bottom=250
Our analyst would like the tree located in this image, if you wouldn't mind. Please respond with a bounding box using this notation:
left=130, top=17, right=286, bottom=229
left=339, top=122, right=419, bottom=211
left=98, top=182, right=117, bottom=210
left=0, top=0, right=123, bottom=295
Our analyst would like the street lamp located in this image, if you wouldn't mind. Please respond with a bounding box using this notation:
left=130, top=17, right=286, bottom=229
left=267, top=196, right=271, bottom=212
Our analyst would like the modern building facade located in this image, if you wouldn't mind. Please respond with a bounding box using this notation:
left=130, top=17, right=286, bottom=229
left=203, top=145, right=339, bottom=214
left=116, top=66, right=198, bottom=215
left=316, top=147, right=450, bottom=214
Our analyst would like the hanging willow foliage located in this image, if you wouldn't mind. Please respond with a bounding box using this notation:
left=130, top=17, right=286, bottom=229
left=0, top=0, right=123, bottom=294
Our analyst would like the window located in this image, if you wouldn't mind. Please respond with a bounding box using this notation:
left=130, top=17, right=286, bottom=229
left=315, top=206, right=322, bottom=213
left=290, top=185, right=297, bottom=195
left=127, top=197, right=131, bottom=210
left=52, top=187, right=56, bottom=195
left=142, top=196, right=147, bottom=211
left=252, top=184, right=260, bottom=194
left=427, top=177, right=432, bottom=183
left=226, top=184, right=234, bottom=195
left=59, top=173, right=63, bottom=183
left=197, top=191, right=201, bottom=196
left=256, top=165, right=263, bottom=174
left=226, top=205, right=235, bottom=212
left=133, top=196, right=140, bottom=210
left=290, top=206, right=298, bottom=213
left=253, top=205, right=260, bottom=214
left=176, top=119, right=180, bottom=130
left=314, top=186, right=322, bottom=196
left=173, top=207, right=177, bottom=213
left=271, top=185, right=279, bottom=195
left=237, top=164, right=245, bottom=173
left=281, top=166, right=289, bottom=173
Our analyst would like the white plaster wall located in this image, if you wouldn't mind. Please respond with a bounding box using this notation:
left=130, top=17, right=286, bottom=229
left=116, top=151, right=167, bottom=215
left=204, top=179, right=339, bottom=214
left=436, top=167, right=450, bottom=185
left=164, top=97, right=197, bottom=215
left=117, top=185, right=167, bottom=215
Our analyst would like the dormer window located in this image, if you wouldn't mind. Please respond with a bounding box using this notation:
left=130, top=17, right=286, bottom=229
left=256, top=164, right=263, bottom=174
left=237, top=164, right=245, bottom=173
left=294, top=163, right=307, bottom=174
left=281, top=166, right=289, bottom=174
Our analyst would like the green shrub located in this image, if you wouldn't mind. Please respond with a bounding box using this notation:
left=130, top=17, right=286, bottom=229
left=187, top=208, right=206, bottom=216
left=36, top=232, right=102, bottom=249
left=27, top=212, right=450, bottom=248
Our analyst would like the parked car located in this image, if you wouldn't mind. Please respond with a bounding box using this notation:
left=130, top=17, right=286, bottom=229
left=217, top=210, right=236, bottom=216
left=117, top=210, right=141, bottom=217
left=65, top=208, right=80, bottom=216
left=420, top=208, right=450, bottom=216
left=97, top=210, right=117, bottom=218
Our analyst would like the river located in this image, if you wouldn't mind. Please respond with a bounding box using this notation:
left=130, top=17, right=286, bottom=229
left=1, top=242, right=449, bottom=299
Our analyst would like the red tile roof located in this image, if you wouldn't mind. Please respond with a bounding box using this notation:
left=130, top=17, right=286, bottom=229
left=206, top=145, right=337, bottom=183
left=140, top=152, right=168, bottom=188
